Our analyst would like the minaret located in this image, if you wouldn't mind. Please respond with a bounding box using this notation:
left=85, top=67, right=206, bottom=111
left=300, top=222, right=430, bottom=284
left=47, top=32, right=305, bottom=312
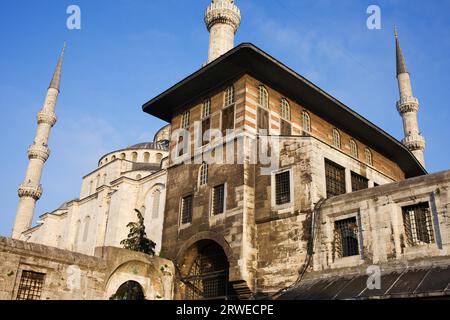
left=12, top=44, right=66, bottom=239
left=205, top=0, right=241, bottom=63
left=395, top=29, right=426, bottom=167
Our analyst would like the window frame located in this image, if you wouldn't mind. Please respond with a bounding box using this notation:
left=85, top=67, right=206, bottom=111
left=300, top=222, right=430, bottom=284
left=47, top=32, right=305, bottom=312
left=16, top=270, right=46, bottom=300
left=301, top=110, right=311, bottom=133
left=198, top=163, right=209, bottom=188
left=334, top=216, right=360, bottom=259
left=180, top=194, right=194, bottom=226
left=271, top=168, right=294, bottom=210
left=258, top=85, right=269, bottom=109
left=349, top=139, right=358, bottom=158
left=402, top=202, right=435, bottom=247
left=181, top=110, right=190, bottom=129
left=211, top=183, right=226, bottom=216
left=224, top=85, right=235, bottom=108
left=332, top=128, right=341, bottom=149
left=365, top=148, right=373, bottom=166
left=325, top=159, right=346, bottom=198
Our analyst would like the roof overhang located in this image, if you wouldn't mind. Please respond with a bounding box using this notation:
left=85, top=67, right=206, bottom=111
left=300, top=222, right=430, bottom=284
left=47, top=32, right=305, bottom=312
left=142, top=43, right=426, bottom=178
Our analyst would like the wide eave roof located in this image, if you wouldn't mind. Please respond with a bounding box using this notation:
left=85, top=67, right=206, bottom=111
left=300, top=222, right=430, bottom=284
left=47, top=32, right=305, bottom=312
left=142, top=43, right=426, bottom=178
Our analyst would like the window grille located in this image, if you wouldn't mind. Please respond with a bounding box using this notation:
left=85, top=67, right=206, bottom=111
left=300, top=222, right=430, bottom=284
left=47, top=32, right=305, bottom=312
left=351, top=172, right=368, bottom=192
left=402, top=203, right=435, bottom=246
left=181, top=195, right=193, bottom=225
left=16, top=271, right=45, bottom=300
left=212, top=184, right=225, bottom=215
left=334, top=217, right=359, bottom=258
left=301, top=111, right=311, bottom=132
left=275, top=171, right=291, bottom=205
left=325, top=159, right=346, bottom=198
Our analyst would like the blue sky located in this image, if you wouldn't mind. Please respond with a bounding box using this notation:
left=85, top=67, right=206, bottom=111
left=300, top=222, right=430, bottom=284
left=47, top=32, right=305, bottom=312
left=1, top=0, right=449, bottom=236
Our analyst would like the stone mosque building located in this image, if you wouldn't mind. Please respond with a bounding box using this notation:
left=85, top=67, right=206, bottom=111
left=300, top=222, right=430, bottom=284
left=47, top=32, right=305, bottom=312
left=2, top=0, right=450, bottom=300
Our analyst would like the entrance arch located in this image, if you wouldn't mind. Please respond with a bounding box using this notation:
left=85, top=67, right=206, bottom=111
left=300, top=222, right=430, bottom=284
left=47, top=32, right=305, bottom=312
left=110, top=280, right=145, bottom=300
left=180, top=240, right=236, bottom=300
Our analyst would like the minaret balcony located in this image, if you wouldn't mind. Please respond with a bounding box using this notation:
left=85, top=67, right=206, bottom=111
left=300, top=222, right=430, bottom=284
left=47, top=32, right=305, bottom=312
left=402, top=134, right=426, bottom=151
left=18, top=183, right=43, bottom=200
left=205, top=1, right=241, bottom=31
left=396, top=96, right=419, bottom=114
left=37, top=110, right=57, bottom=126
left=28, top=144, right=50, bottom=161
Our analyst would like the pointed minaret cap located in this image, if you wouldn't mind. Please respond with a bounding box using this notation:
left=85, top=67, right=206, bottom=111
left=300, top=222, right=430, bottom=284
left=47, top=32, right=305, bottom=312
left=49, top=42, right=66, bottom=92
left=395, top=27, right=409, bottom=76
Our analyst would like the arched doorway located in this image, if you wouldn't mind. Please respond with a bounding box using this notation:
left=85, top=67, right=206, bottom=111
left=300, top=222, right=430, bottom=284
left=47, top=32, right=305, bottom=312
left=110, top=281, right=145, bottom=300
left=180, top=240, right=236, bottom=300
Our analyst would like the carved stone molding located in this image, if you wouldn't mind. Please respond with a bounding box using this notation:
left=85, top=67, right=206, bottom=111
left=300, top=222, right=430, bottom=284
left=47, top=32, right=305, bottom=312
left=18, top=184, right=43, bottom=200
left=28, top=144, right=50, bottom=161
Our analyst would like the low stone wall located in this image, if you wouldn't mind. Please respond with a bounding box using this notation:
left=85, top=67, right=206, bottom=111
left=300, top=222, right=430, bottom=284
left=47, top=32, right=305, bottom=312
left=0, top=237, right=174, bottom=300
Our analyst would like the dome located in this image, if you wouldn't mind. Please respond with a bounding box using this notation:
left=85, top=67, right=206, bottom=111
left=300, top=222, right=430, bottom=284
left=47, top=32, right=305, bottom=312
left=127, top=142, right=167, bottom=151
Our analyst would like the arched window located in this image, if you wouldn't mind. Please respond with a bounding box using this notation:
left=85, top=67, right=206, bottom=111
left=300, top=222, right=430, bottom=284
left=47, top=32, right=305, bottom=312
left=301, top=111, right=311, bottom=132
left=224, top=86, right=235, bottom=107
left=181, top=110, right=190, bottom=129
left=332, top=129, right=341, bottom=149
left=202, top=99, right=211, bottom=119
left=112, top=155, right=116, bottom=160
left=258, top=85, right=269, bottom=109
left=82, top=216, right=91, bottom=242
left=155, top=153, right=163, bottom=164
left=143, top=152, right=150, bottom=163
left=120, top=153, right=126, bottom=160
left=349, top=139, right=358, bottom=158
left=365, top=148, right=373, bottom=166
left=198, top=163, right=208, bottom=187
left=152, top=189, right=161, bottom=219
left=280, top=99, right=290, bottom=121
left=104, top=158, right=108, bottom=163
left=131, top=152, right=138, bottom=162
left=96, top=174, right=101, bottom=189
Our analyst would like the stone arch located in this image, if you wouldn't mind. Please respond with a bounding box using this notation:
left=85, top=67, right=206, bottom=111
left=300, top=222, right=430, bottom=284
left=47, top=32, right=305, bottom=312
left=176, top=237, right=236, bottom=299
left=175, top=231, right=234, bottom=269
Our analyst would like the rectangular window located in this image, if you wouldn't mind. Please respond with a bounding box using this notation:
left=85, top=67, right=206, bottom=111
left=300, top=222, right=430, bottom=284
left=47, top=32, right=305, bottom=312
left=221, top=105, right=235, bottom=136
left=212, top=184, right=225, bottom=215
left=257, top=107, right=269, bottom=134
left=280, top=119, right=291, bottom=136
left=275, top=171, right=291, bottom=205
left=181, top=195, right=193, bottom=225
left=402, top=203, right=435, bottom=247
left=325, top=159, right=346, bottom=198
left=16, top=271, right=45, bottom=300
left=351, top=172, right=369, bottom=192
left=334, top=217, right=359, bottom=258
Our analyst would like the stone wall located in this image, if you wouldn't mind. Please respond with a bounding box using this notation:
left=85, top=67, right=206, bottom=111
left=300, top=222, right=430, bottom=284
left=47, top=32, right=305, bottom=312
left=0, top=237, right=174, bottom=300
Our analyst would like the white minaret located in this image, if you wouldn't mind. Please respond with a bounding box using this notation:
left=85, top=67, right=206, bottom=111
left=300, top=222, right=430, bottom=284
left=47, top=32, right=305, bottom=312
left=395, top=29, right=426, bottom=167
left=205, top=0, right=241, bottom=63
left=12, top=44, right=66, bottom=239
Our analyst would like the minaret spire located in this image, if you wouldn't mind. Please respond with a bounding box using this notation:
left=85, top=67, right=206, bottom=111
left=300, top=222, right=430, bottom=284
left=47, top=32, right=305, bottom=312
left=394, top=29, right=426, bottom=167
left=12, top=44, right=66, bottom=239
left=49, top=42, right=66, bottom=91
left=204, top=0, right=241, bottom=63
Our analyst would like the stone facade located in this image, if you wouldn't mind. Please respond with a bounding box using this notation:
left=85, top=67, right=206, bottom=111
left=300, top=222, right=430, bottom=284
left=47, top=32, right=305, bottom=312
left=0, top=237, right=174, bottom=300
left=21, top=127, right=170, bottom=257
